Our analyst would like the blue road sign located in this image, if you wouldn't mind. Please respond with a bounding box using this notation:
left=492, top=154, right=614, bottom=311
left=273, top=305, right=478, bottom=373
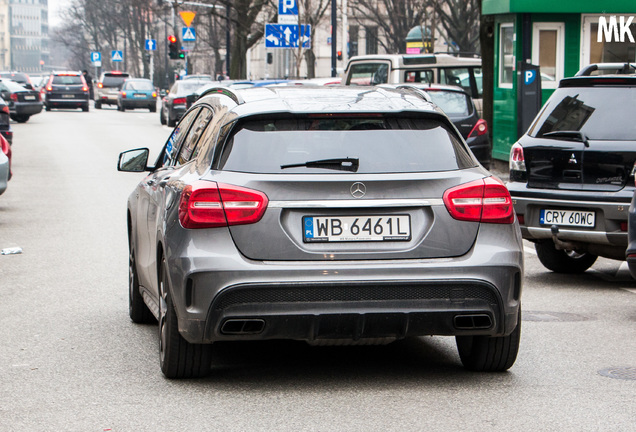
left=278, top=0, right=298, bottom=23
left=90, top=51, right=101, bottom=62
left=182, top=27, right=196, bottom=42
left=111, top=50, right=123, bottom=62
left=145, top=39, right=157, bottom=51
left=265, top=24, right=311, bottom=48
left=279, top=0, right=298, bottom=15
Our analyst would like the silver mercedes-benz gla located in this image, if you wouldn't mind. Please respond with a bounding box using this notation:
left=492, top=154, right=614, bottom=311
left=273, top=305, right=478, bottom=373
left=118, top=85, right=523, bottom=378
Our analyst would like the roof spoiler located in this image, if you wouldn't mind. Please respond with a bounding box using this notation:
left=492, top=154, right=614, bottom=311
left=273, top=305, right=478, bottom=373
left=197, top=86, right=244, bottom=105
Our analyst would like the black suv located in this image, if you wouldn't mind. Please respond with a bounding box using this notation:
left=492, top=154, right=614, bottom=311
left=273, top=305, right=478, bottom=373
left=508, top=71, right=636, bottom=273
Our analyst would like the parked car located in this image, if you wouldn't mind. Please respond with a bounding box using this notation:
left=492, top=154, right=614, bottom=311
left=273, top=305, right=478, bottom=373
left=117, top=78, right=157, bottom=112
left=0, top=97, right=13, bottom=144
left=508, top=73, right=636, bottom=273
left=42, top=71, right=90, bottom=112
left=389, top=84, right=491, bottom=168
left=119, top=85, right=523, bottom=378
left=0, top=134, right=11, bottom=195
left=343, top=54, right=483, bottom=115
left=0, top=71, right=34, bottom=89
left=95, top=71, right=130, bottom=109
left=160, top=79, right=209, bottom=126
left=0, top=79, right=43, bottom=122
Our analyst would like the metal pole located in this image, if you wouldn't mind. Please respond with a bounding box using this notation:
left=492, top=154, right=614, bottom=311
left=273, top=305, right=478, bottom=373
left=226, top=5, right=230, bottom=77
left=331, top=0, right=337, bottom=77
left=342, top=0, right=347, bottom=63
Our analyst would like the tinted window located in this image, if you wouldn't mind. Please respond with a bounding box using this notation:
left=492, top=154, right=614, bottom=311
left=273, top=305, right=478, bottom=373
left=102, top=74, right=129, bottom=87
left=218, top=116, right=473, bottom=174
left=176, top=108, right=213, bottom=166
left=52, top=75, right=82, bottom=85
left=528, top=86, right=636, bottom=140
left=426, top=91, right=471, bottom=116
left=163, top=108, right=200, bottom=166
left=174, top=81, right=209, bottom=95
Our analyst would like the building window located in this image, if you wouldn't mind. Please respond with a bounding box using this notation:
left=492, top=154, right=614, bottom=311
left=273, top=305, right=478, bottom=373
left=349, top=25, right=359, bottom=57
left=532, top=22, right=564, bottom=89
left=582, top=15, right=636, bottom=66
left=365, top=26, right=378, bottom=55
left=499, top=23, right=514, bottom=88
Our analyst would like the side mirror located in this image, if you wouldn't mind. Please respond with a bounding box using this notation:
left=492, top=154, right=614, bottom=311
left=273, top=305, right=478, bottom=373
left=118, top=148, right=150, bottom=172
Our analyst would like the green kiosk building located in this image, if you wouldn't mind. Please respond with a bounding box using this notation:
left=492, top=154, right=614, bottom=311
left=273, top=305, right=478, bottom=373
left=483, top=0, right=636, bottom=161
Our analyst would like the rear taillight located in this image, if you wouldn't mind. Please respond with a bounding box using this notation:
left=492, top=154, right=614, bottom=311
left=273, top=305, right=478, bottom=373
left=10, top=93, right=17, bottom=102
left=509, top=143, right=527, bottom=182
left=468, top=119, right=488, bottom=138
left=1, top=106, right=8, bottom=114
left=97, top=82, right=103, bottom=88
left=173, top=97, right=186, bottom=105
left=152, top=92, right=157, bottom=98
left=121, top=91, right=127, bottom=98
left=178, top=181, right=269, bottom=229
left=82, top=86, right=89, bottom=92
left=443, top=177, right=514, bottom=224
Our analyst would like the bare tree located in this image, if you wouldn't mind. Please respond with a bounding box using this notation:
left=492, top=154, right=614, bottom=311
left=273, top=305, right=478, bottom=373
left=299, top=0, right=330, bottom=78
left=435, top=0, right=480, bottom=54
left=350, top=0, right=431, bottom=54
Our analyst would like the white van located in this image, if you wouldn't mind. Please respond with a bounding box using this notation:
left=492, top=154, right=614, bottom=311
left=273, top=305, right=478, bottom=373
left=343, top=54, right=483, bottom=114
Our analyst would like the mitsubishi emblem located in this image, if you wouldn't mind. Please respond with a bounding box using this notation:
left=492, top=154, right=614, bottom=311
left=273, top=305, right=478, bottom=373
left=568, top=153, right=578, bottom=164
left=350, top=182, right=366, bottom=198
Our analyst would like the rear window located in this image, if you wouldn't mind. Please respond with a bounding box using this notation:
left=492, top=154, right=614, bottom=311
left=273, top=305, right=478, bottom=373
left=426, top=91, right=471, bottom=116
left=217, top=116, right=474, bottom=174
left=0, top=73, right=28, bottom=83
left=528, top=86, right=636, bottom=140
left=126, top=80, right=154, bottom=91
left=347, top=63, right=389, bottom=85
left=102, top=74, right=129, bottom=87
left=52, top=75, right=82, bottom=85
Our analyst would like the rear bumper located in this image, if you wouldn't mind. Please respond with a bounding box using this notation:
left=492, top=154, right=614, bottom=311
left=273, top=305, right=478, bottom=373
left=159, top=223, right=523, bottom=344
left=121, top=98, right=155, bottom=108
left=13, top=102, right=43, bottom=116
left=46, top=96, right=89, bottom=107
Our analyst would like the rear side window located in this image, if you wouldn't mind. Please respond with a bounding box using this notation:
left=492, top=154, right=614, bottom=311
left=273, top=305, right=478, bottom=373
left=52, top=75, right=82, bottom=85
left=217, top=116, right=474, bottom=174
left=528, top=86, right=636, bottom=140
left=426, top=91, right=471, bottom=116
left=347, top=63, right=389, bottom=85
left=404, top=70, right=433, bottom=83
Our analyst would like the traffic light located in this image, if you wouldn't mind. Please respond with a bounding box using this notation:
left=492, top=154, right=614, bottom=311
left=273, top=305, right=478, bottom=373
left=337, top=50, right=343, bottom=61
left=178, top=49, right=185, bottom=60
left=168, top=35, right=179, bottom=59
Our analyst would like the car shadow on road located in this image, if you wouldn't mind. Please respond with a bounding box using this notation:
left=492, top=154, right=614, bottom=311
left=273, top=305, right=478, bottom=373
left=189, top=337, right=518, bottom=389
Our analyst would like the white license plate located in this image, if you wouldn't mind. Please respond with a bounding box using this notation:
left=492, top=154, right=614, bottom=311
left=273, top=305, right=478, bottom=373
left=62, top=94, right=74, bottom=98
left=133, top=93, right=146, bottom=98
left=303, top=215, right=411, bottom=242
left=540, top=209, right=595, bottom=227
left=24, top=95, right=35, bottom=100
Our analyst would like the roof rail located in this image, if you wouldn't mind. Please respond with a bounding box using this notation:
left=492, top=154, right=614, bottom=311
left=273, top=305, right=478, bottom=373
left=197, top=86, right=244, bottom=105
left=575, top=63, right=636, bottom=76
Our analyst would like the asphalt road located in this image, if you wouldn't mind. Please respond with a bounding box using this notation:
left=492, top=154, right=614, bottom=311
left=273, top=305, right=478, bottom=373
left=1, top=104, right=635, bottom=431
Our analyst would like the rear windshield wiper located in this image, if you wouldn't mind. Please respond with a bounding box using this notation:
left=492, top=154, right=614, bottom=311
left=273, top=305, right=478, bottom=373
left=281, top=158, right=359, bottom=172
left=542, top=131, right=590, bottom=147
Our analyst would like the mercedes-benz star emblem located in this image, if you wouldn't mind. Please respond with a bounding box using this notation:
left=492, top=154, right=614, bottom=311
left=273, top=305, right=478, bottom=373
left=350, top=182, right=366, bottom=198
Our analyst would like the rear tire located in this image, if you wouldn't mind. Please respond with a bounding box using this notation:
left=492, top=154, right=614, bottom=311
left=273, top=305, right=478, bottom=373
left=149, top=105, right=157, bottom=113
left=159, top=257, right=212, bottom=378
left=535, top=241, right=597, bottom=273
left=456, top=308, right=521, bottom=372
left=95, top=101, right=102, bottom=109
left=45, top=104, right=51, bottom=112
left=82, top=104, right=89, bottom=112
left=167, top=115, right=176, bottom=127
left=160, top=109, right=166, bottom=125
left=120, top=103, right=126, bottom=112
left=129, top=249, right=154, bottom=324
left=14, top=115, right=29, bottom=123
